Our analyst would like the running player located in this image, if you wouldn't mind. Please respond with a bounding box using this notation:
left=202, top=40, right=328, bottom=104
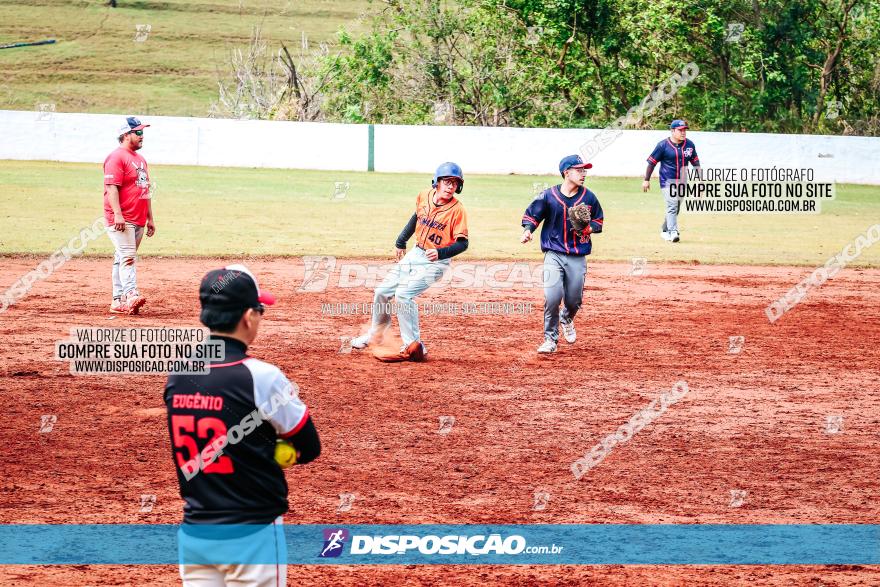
left=642, top=119, right=701, bottom=243
left=521, top=154, right=604, bottom=354
left=350, top=162, right=469, bottom=362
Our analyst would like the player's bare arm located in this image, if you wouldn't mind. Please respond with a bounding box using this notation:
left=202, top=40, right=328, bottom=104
left=146, top=199, right=156, bottom=237
left=106, top=184, right=126, bottom=231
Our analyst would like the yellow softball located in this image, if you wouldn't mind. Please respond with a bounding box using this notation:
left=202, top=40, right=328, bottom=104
left=274, top=440, right=298, bottom=468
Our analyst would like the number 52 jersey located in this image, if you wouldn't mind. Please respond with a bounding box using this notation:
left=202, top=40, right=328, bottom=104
left=413, top=188, right=468, bottom=249
left=164, top=336, right=310, bottom=525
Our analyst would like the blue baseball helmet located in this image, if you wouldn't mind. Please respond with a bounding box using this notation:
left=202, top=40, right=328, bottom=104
left=432, top=162, right=464, bottom=193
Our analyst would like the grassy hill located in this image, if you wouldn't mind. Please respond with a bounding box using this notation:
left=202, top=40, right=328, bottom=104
left=0, top=0, right=368, bottom=117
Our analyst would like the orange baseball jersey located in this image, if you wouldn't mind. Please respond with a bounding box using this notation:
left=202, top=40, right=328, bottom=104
left=414, top=189, right=468, bottom=249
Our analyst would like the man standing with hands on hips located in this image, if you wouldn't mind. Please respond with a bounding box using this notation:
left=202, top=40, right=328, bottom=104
left=521, top=155, right=604, bottom=354
left=643, top=119, right=701, bottom=243
left=103, top=116, right=156, bottom=314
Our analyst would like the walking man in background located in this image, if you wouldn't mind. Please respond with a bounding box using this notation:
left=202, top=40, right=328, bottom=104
left=643, top=119, right=701, bottom=243
left=103, top=116, right=156, bottom=314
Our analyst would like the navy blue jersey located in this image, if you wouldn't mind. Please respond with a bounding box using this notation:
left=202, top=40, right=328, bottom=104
left=647, top=138, right=700, bottom=187
left=521, top=185, right=604, bottom=256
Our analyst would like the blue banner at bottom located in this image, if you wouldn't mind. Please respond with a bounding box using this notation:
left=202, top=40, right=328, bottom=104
left=0, top=525, right=878, bottom=565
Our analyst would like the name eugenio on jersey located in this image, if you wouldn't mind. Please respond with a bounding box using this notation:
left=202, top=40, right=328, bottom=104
left=171, top=393, right=224, bottom=411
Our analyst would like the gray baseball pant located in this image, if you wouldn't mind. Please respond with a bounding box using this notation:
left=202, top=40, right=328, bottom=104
left=543, top=250, right=587, bottom=343
left=661, top=185, right=681, bottom=233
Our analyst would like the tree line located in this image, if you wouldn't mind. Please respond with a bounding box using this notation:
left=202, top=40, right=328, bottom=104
left=212, top=0, right=879, bottom=135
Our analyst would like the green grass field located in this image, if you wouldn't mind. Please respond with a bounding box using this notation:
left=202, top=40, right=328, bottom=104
left=3, top=1, right=877, bottom=268
left=0, top=0, right=367, bottom=116
left=1, top=160, right=878, bottom=266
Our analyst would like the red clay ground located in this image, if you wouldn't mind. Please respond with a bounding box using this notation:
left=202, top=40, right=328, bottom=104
left=1, top=256, right=878, bottom=586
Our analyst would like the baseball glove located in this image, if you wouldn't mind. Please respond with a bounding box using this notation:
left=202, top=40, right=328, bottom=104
left=568, top=204, right=592, bottom=232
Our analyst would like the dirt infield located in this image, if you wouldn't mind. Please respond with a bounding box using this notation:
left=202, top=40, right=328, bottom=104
left=1, top=256, right=878, bottom=586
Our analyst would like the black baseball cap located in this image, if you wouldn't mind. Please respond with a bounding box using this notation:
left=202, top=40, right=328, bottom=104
left=199, top=265, right=276, bottom=323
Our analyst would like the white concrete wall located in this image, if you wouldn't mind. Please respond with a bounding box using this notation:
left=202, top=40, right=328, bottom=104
left=0, top=110, right=367, bottom=170
left=1, top=110, right=878, bottom=184
left=373, top=124, right=879, bottom=184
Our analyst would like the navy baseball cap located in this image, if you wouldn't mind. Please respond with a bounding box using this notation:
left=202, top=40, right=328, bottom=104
left=669, top=119, right=688, bottom=129
left=117, top=116, right=150, bottom=137
left=199, top=264, right=276, bottom=320
left=559, top=154, right=593, bottom=175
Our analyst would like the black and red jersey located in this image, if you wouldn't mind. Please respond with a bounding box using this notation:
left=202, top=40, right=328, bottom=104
left=164, top=336, right=312, bottom=525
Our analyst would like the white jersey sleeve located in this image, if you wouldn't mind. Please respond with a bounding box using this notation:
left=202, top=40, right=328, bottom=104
left=243, top=358, right=309, bottom=437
